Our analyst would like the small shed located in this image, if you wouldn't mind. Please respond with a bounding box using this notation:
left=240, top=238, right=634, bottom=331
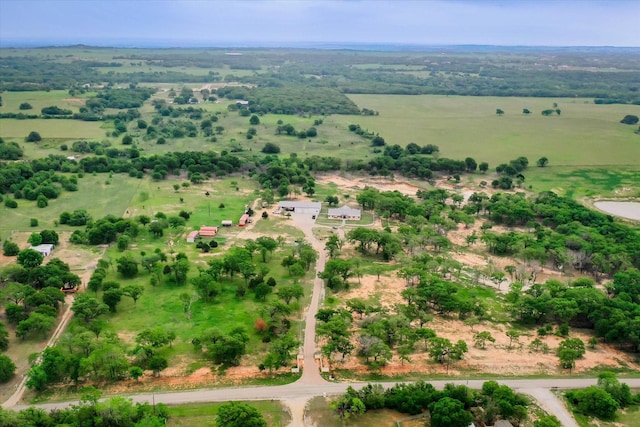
left=186, top=231, right=199, bottom=243
left=221, top=220, right=233, bottom=227
left=238, top=213, right=250, bottom=226
left=30, top=244, right=54, bottom=257
left=199, top=226, right=218, bottom=237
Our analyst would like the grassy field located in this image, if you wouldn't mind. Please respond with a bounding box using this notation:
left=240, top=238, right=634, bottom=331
left=341, top=95, right=640, bottom=167
left=523, top=166, right=640, bottom=198
left=0, top=173, right=141, bottom=237
left=0, top=118, right=107, bottom=143
left=166, top=401, right=290, bottom=427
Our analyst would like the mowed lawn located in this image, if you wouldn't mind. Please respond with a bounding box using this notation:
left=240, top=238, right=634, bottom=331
left=342, top=95, right=640, bottom=167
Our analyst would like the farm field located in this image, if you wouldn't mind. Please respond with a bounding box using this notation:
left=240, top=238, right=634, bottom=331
left=342, top=94, right=640, bottom=167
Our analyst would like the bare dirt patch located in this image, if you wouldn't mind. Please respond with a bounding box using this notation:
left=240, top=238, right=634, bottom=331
left=63, top=98, right=86, bottom=105
left=315, top=173, right=428, bottom=198
left=343, top=274, right=405, bottom=309
left=332, top=313, right=639, bottom=377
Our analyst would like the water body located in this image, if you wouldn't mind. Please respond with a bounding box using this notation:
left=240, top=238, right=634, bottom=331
left=594, top=201, right=640, bottom=221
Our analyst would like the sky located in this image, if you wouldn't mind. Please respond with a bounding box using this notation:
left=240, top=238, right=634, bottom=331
left=0, top=0, right=639, bottom=47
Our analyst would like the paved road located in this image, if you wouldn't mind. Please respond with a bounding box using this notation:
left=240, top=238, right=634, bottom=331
left=13, top=378, right=640, bottom=425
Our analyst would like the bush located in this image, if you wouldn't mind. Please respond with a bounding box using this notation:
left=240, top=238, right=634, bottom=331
left=620, top=114, right=639, bottom=125
left=30, top=218, right=39, bottom=227
left=262, top=142, right=280, bottom=154
left=0, top=355, right=16, bottom=383
left=19, top=102, right=32, bottom=110
left=25, top=131, right=42, bottom=142
left=4, top=199, right=17, bottom=208
left=2, top=240, right=20, bottom=256
left=37, top=194, right=48, bottom=208
left=566, top=386, right=619, bottom=419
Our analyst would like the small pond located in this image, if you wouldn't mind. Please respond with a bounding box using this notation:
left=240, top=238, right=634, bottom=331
left=594, top=201, right=640, bottom=221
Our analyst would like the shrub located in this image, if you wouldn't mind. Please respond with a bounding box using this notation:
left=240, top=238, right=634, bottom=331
left=4, top=199, right=17, bottom=208
left=0, top=355, right=16, bottom=383
left=2, top=240, right=20, bottom=256
left=30, top=218, right=39, bottom=227
left=620, top=114, right=639, bottom=125
left=25, top=131, right=42, bottom=142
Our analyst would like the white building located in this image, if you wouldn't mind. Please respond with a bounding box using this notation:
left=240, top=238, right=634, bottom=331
left=278, top=201, right=321, bottom=215
left=30, top=244, right=54, bottom=257
left=328, top=205, right=361, bottom=220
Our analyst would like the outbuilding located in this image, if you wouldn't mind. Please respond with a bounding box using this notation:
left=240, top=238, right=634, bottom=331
left=221, top=220, right=233, bottom=227
left=199, top=226, right=218, bottom=237
left=238, top=213, right=250, bottom=226
left=278, top=201, right=321, bottom=215
left=186, top=231, right=199, bottom=243
left=30, top=244, right=54, bottom=257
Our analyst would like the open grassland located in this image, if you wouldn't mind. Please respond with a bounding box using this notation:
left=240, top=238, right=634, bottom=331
left=0, top=118, right=107, bottom=144
left=0, top=173, right=140, bottom=237
left=0, top=90, right=94, bottom=114
left=342, top=95, right=640, bottom=167
left=166, top=401, right=290, bottom=427
left=524, top=166, right=640, bottom=198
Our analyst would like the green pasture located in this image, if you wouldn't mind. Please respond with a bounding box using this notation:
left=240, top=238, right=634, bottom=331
left=0, top=118, right=107, bottom=144
left=91, top=234, right=311, bottom=368
left=523, top=166, right=640, bottom=198
left=0, top=173, right=140, bottom=237
left=166, top=401, right=290, bottom=427
left=0, top=90, right=92, bottom=114
left=342, top=95, right=640, bottom=167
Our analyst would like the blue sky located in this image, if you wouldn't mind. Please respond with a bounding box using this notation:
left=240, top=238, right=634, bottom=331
left=0, top=0, right=638, bottom=47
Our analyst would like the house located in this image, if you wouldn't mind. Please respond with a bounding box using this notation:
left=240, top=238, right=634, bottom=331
left=199, top=226, right=218, bottom=237
left=235, top=100, right=249, bottom=106
left=277, top=201, right=322, bottom=215
left=221, top=220, right=233, bottom=227
left=238, top=213, right=250, bottom=226
left=328, top=205, right=361, bottom=220
left=186, top=231, right=199, bottom=243
left=30, top=244, right=54, bottom=257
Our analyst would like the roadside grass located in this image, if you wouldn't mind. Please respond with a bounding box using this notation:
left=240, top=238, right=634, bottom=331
left=340, top=95, right=640, bottom=167
left=166, top=400, right=290, bottom=427
left=305, top=396, right=424, bottom=427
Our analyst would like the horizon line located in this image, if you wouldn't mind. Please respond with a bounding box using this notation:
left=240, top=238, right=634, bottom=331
left=1, top=40, right=639, bottom=50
